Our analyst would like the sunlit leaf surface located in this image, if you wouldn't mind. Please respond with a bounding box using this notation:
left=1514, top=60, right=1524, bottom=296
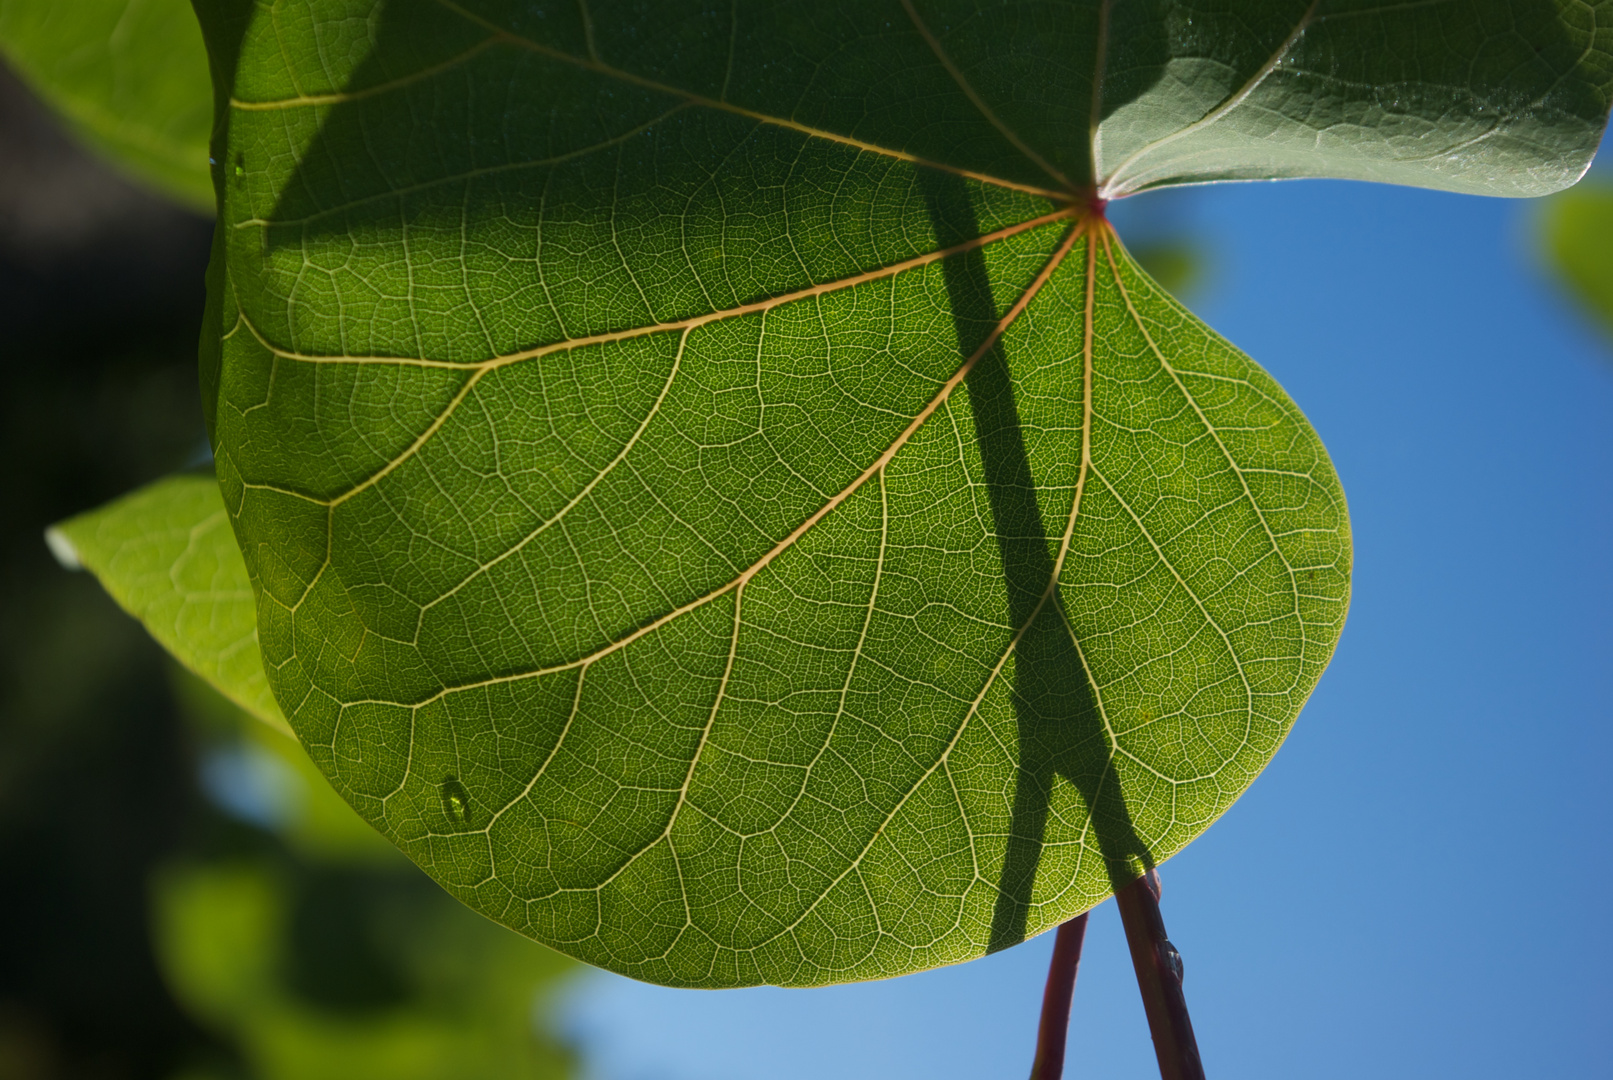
left=87, top=0, right=1601, bottom=986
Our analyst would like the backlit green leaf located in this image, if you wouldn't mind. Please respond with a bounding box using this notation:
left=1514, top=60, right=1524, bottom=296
left=48, top=474, right=288, bottom=735
left=0, top=0, right=213, bottom=210
left=172, top=0, right=1607, bottom=988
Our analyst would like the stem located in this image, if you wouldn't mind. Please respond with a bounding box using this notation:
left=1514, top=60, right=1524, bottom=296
left=1114, top=871, right=1206, bottom=1080
left=1028, top=912, right=1090, bottom=1080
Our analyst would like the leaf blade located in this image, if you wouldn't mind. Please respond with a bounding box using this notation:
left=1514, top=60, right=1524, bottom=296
left=184, top=0, right=1608, bottom=988
left=49, top=474, right=289, bottom=736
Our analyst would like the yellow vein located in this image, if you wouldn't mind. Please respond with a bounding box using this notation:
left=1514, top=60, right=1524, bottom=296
left=421, top=327, right=690, bottom=611
left=577, top=0, right=600, bottom=63
left=1049, top=224, right=1110, bottom=776
left=330, top=367, right=485, bottom=507
left=1098, top=0, right=1320, bottom=199
left=234, top=105, right=689, bottom=229
left=1090, top=236, right=1264, bottom=706
left=480, top=663, right=586, bottom=832
left=1100, top=232, right=1308, bottom=699
left=240, top=206, right=1073, bottom=372
left=230, top=37, right=502, bottom=110
left=754, top=222, right=1094, bottom=945
left=1042, top=225, right=1116, bottom=851
left=967, top=223, right=1106, bottom=899
left=762, top=467, right=891, bottom=837
left=600, top=582, right=746, bottom=892
left=898, top=0, right=1075, bottom=192
left=1087, top=459, right=1256, bottom=720
left=432, top=0, right=1067, bottom=201
left=248, top=207, right=1070, bottom=511
left=390, top=217, right=1087, bottom=713
left=1100, top=230, right=1297, bottom=585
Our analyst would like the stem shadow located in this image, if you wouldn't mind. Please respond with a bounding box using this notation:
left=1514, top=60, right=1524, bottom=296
left=919, top=171, right=1151, bottom=952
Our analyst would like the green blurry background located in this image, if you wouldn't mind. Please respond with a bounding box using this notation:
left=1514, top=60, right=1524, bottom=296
left=0, top=23, right=579, bottom=1078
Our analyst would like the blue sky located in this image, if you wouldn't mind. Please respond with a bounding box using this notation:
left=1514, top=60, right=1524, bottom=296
left=559, top=152, right=1613, bottom=1079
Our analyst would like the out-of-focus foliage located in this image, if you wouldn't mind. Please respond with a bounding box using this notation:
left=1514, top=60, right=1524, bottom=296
left=157, top=675, right=579, bottom=1080
left=1110, top=188, right=1208, bottom=300
left=0, top=0, right=213, bottom=210
left=0, top=51, right=221, bottom=1076
left=1541, top=182, right=1613, bottom=341
left=1130, top=242, right=1201, bottom=297
left=0, top=51, right=581, bottom=1078
left=49, top=483, right=586, bottom=1076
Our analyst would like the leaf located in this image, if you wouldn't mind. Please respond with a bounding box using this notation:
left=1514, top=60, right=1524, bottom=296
left=173, top=0, right=1609, bottom=988
left=154, top=679, right=577, bottom=1080
left=48, top=474, right=289, bottom=736
left=1542, top=181, right=1613, bottom=342
left=1128, top=240, right=1202, bottom=297
left=0, top=0, right=214, bottom=211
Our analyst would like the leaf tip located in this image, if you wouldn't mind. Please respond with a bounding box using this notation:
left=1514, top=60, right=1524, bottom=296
left=44, top=526, right=81, bottom=571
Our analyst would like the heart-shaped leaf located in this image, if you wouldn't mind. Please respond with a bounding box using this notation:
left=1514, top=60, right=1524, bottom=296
left=61, top=0, right=1606, bottom=987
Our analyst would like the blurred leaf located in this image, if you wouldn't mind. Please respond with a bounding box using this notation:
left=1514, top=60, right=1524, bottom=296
left=1129, top=241, right=1202, bottom=297
left=0, top=0, right=214, bottom=211
left=183, top=0, right=1613, bottom=989
left=154, top=859, right=577, bottom=1080
left=1542, top=182, right=1613, bottom=342
left=48, top=473, right=288, bottom=736
left=174, top=667, right=405, bottom=863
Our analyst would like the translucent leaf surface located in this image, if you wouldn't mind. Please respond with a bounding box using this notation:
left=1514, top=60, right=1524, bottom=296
left=170, top=0, right=1613, bottom=988
left=49, top=474, right=288, bottom=735
left=0, top=0, right=213, bottom=210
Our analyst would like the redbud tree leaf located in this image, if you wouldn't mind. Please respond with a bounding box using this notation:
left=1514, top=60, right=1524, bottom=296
left=63, top=0, right=1613, bottom=986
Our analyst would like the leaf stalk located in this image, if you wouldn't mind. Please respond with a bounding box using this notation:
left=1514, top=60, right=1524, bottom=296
left=1027, top=912, right=1090, bottom=1080
left=1115, top=871, right=1205, bottom=1080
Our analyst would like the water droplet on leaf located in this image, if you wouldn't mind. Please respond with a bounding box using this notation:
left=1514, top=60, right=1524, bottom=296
left=441, top=777, right=472, bottom=825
